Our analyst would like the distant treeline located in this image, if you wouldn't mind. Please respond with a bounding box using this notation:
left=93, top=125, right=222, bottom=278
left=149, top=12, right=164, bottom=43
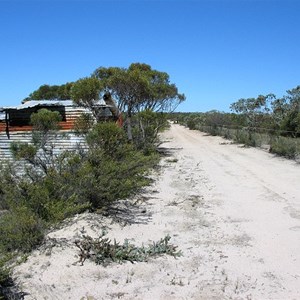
left=170, top=84, right=300, bottom=159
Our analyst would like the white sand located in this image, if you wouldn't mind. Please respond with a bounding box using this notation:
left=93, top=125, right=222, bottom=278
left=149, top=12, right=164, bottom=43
left=13, top=124, right=300, bottom=300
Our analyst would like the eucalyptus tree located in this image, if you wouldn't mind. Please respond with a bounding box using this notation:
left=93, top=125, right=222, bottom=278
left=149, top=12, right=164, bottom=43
left=70, top=77, right=103, bottom=122
left=23, top=82, right=74, bottom=102
left=230, top=94, right=275, bottom=130
left=277, top=86, right=300, bottom=136
left=93, top=63, right=185, bottom=140
left=286, top=85, right=300, bottom=110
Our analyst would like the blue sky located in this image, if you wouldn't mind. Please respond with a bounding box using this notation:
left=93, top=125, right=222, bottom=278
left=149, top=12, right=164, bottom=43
left=0, top=0, right=299, bottom=112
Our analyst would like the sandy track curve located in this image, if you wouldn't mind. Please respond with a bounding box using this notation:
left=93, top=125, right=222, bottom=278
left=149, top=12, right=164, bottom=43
left=14, top=123, right=300, bottom=300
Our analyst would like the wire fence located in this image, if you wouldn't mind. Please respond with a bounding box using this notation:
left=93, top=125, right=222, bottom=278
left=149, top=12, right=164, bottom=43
left=199, top=123, right=300, bottom=137
left=193, top=123, right=300, bottom=159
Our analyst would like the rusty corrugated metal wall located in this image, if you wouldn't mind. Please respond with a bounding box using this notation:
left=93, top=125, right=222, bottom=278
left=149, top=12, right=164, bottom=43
left=0, top=131, right=88, bottom=161
left=1, top=104, right=92, bottom=133
left=0, top=104, right=93, bottom=161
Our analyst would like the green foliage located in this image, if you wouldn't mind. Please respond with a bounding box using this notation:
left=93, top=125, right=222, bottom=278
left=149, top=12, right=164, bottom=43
left=31, top=108, right=62, bottom=152
left=234, top=130, right=268, bottom=147
left=0, top=163, right=20, bottom=211
left=70, top=77, right=105, bottom=122
left=93, top=63, right=185, bottom=141
left=75, top=232, right=181, bottom=266
left=229, top=86, right=299, bottom=137
left=132, top=110, right=168, bottom=153
left=71, top=77, right=102, bottom=103
left=23, top=82, right=74, bottom=102
left=93, top=63, right=186, bottom=114
left=0, top=146, right=158, bottom=278
left=269, top=136, right=300, bottom=159
left=0, top=206, right=44, bottom=253
left=10, top=108, right=62, bottom=160
left=86, top=122, right=127, bottom=156
left=82, top=122, right=159, bottom=208
left=23, top=63, right=185, bottom=143
left=185, top=113, right=203, bottom=130
left=10, top=109, right=64, bottom=176
left=230, top=94, right=274, bottom=129
left=280, top=111, right=300, bottom=137
left=10, top=142, right=37, bottom=162
left=82, top=146, right=158, bottom=209
left=30, top=108, right=62, bottom=132
left=74, top=113, right=95, bottom=135
left=186, top=117, right=197, bottom=130
left=41, top=194, right=89, bottom=223
left=186, top=119, right=195, bottom=130
left=14, top=176, right=89, bottom=224
left=0, top=257, right=10, bottom=287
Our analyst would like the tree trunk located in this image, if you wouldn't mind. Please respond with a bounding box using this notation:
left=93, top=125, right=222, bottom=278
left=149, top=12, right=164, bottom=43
left=126, top=108, right=133, bottom=141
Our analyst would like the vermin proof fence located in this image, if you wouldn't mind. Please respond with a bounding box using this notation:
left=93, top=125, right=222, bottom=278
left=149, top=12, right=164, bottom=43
left=195, top=124, right=300, bottom=160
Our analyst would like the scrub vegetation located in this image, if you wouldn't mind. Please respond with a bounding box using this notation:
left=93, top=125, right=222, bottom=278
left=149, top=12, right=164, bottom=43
left=0, top=63, right=185, bottom=299
left=171, top=85, right=300, bottom=159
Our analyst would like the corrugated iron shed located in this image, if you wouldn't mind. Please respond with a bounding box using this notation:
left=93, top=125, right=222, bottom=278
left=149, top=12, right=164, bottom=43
left=1, top=99, right=114, bottom=131
left=0, top=99, right=113, bottom=161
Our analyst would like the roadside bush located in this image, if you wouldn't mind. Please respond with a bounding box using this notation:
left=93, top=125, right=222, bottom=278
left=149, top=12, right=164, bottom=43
left=222, top=128, right=235, bottom=140
left=18, top=178, right=89, bottom=224
left=30, top=109, right=62, bottom=152
left=0, top=206, right=44, bottom=253
left=186, top=117, right=197, bottom=130
left=132, top=110, right=168, bottom=154
left=86, top=122, right=127, bottom=156
left=233, top=129, right=251, bottom=145
left=82, top=146, right=158, bottom=209
left=0, top=155, right=90, bottom=225
left=269, top=136, right=299, bottom=159
left=83, top=122, right=159, bottom=208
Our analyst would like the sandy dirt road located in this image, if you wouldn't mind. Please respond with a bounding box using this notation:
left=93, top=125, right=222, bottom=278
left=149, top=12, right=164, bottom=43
left=14, top=123, right=300, bottom=300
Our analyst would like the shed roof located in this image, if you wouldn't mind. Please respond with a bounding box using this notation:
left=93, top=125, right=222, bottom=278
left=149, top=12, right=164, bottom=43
left=0, top=99, right=108, bottom=111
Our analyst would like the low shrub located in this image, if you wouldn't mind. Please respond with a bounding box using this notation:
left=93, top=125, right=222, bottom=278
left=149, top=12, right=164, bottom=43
left=269, top=136, right=299, bottom=159
left=132, top=110, right=169, bottom=153
left=82, top=147, right=158, bottom=209
left=186, top=118, right=197, bottom=130
left=0, top=206, right=44, bottom=253
left=86, top=122, right=127, bottom=156
left=75, top=232, right=182, bottom=266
